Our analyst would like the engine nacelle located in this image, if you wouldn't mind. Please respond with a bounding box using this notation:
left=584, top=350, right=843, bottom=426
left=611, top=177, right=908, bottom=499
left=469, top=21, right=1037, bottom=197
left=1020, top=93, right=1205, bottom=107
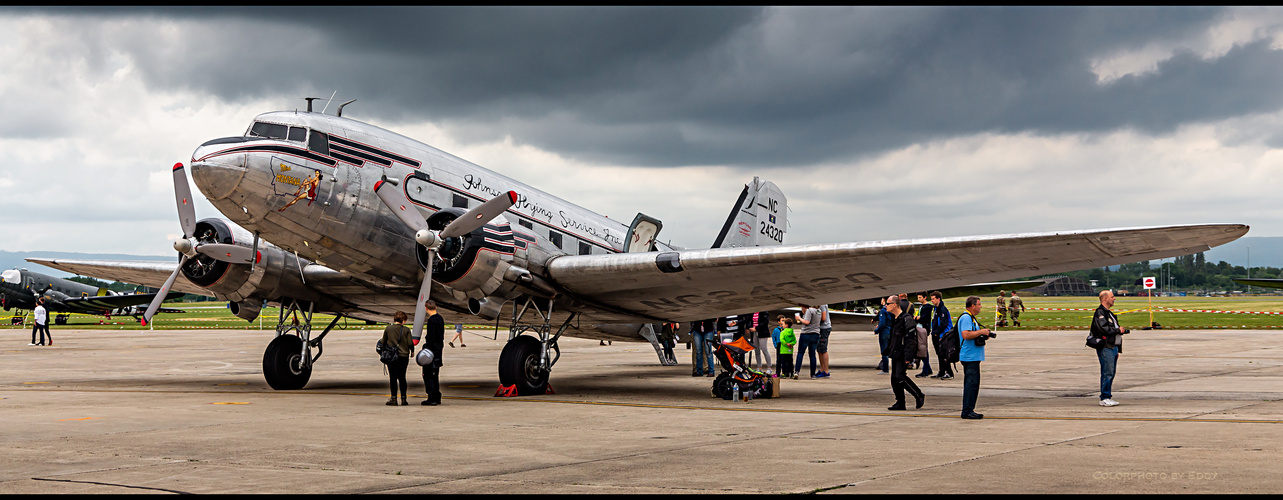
left=228, top=298, right=263, bottom=322
left=179, top=218, right=335, bottom=309
left=418, top=208, right=517, bottom=301
left=467, top=297, right=505, bottom=321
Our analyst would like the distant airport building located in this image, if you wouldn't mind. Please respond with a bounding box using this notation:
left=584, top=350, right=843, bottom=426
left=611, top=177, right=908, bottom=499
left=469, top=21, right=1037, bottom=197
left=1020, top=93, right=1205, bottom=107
left=1028, top=276, right=1096, bottom=296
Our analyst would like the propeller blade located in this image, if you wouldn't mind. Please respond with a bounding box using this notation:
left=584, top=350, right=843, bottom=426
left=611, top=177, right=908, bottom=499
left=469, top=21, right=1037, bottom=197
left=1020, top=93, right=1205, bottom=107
left=373, top=179, right=429, bottom=233
left=411, top=250, right=434, bottom=342
left=195, top=243, right=256, bottom=264
left=250, top=232, right=260, bottom=272
left=142, top=255, right=188, bottom=326
left=440, top=191, right=518, bottom=238
left=173, top=163, right=197, bottom=238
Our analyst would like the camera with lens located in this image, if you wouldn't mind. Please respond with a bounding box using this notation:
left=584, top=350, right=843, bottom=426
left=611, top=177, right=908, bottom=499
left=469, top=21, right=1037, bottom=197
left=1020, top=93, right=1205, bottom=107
left=974, top=330, right=995, bottom=346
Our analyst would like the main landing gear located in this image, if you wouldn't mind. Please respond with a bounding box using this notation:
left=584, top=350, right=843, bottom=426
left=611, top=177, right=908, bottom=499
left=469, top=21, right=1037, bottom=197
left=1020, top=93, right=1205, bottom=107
left=262, top=299, right=340, bottom=390
left=497, top=296, right=577, bottom=396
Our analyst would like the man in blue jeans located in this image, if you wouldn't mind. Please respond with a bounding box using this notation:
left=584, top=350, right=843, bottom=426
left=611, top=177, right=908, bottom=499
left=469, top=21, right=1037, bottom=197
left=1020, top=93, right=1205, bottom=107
left=690, top=318, right=717, bottom=377
left=957, top=296, right=992, bottom=420
left=1090, top=291, right=1129, bottom=407
left=793, top=304, right=822, bottom=379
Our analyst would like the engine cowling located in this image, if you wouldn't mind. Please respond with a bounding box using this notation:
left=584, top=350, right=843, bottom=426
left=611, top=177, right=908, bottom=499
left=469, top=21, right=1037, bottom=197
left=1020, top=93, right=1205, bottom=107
left=179, top=218, right=331, bottom=313
left=417, top=208, right=516, bottom=301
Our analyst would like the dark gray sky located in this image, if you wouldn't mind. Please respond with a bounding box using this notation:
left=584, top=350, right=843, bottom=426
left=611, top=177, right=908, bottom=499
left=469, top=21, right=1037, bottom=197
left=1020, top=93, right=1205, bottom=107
left=1, top=6, right=1281, bottom=253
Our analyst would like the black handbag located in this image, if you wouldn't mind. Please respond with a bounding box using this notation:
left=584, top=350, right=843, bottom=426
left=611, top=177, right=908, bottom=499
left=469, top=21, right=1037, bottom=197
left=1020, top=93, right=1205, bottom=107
left=1085, top=333, right=1106, bottom=349
left=376, top=340, right=399, bottom=364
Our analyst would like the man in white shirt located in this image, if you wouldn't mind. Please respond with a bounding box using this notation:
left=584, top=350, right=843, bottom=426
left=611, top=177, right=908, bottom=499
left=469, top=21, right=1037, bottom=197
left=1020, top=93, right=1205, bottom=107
left=32, top=298, right=50, bottom=346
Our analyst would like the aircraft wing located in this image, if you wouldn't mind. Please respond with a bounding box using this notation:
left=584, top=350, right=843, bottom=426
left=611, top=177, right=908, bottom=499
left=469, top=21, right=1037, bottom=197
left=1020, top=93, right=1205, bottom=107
left=61, top=292, right=186, bottom=313
left=547, top=224, right=1247, bottom=322
left=1232, top=278, right=1283, bottom=289
left=24, top=259, right=214, bottom=297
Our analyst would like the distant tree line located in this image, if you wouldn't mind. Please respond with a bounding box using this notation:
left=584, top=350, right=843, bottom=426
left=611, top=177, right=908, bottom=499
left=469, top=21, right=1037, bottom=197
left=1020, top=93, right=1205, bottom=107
left=1043, top=252, right=1279, bottom=292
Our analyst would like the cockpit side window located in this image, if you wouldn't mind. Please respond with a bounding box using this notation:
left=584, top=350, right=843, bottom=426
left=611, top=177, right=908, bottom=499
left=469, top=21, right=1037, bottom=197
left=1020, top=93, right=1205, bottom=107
left=308, top=131, right=329, bottom=155
left=288, top=126, right=307, bottom=142
left=249, top=121, right=288, bottom=140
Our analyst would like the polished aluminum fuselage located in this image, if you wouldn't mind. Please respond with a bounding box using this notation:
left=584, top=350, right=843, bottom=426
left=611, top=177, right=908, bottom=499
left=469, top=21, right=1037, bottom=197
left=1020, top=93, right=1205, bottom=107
left=188, top=111, right=669, bottom=328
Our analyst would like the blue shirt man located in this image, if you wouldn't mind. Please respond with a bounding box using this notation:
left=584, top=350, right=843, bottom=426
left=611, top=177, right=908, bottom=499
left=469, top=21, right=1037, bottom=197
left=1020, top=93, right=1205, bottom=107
left=957, top=295, right=991, bottom=420
left=958, top=312, right=984, bottom=362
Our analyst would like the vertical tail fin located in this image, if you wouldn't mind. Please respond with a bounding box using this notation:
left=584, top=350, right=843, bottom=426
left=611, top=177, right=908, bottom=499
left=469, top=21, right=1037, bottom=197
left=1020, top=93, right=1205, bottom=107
left=711, top=177, right=787, bottom=248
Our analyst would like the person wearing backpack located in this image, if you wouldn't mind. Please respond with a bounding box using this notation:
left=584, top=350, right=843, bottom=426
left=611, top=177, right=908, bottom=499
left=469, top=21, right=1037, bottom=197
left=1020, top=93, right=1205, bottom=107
left=957, top=296, right=993, bottom=420
left=1090, top=290, right=1129, bottom=407
left=928, top=291, right=955, bottom=380
left=380, top=311, right=413, bottom=406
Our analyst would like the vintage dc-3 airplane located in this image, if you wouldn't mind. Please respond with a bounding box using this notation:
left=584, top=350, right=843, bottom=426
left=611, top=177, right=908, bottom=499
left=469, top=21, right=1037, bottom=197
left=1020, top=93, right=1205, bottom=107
left=31, top=100, right=1248, bottom=395
left=0, top=268, right=184, bottom=324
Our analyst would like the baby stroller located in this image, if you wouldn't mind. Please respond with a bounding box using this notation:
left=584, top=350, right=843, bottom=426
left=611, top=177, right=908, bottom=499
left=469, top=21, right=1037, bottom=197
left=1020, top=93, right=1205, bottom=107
left=711, top=337, right=771, bottom=400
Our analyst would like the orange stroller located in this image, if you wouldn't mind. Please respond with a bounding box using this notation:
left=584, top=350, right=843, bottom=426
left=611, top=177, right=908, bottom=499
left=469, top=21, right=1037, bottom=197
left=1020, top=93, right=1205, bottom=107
left=711, top=336, right=771, bottom=400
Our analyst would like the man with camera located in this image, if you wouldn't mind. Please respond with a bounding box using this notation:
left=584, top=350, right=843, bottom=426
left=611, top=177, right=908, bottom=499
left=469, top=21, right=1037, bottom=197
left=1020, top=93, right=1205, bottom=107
left=958, top=296, right=994, bottom=420
left=1090, top=290, right=1129, bottom=407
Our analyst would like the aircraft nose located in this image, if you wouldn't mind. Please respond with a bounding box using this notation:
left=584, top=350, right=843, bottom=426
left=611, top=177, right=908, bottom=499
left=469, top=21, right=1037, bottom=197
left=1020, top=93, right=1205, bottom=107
left=190, top=138, right=249, bottom=201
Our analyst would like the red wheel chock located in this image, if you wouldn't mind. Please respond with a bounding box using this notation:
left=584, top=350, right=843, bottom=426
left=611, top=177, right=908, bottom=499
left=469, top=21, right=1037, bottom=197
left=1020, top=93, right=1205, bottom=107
left=493, top=384, right=554, bottom=396
left=494, top=384, right=518, bottom=397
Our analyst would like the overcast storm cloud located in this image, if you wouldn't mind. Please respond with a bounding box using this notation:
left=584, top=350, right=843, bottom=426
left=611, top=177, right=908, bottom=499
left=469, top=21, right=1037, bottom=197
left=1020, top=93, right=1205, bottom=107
left=3, top=6, right=1283, bottom=256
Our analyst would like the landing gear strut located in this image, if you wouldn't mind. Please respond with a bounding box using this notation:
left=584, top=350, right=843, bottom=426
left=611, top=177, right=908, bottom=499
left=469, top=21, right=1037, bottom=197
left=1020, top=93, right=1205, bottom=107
left=497, top=296, right=576, bottom=396
left=262, top=299, right=340, bottom=390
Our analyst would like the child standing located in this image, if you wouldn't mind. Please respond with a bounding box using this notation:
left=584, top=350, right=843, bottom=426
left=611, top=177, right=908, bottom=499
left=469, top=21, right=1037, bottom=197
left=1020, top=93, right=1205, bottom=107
left=776, top=316, right=796, bottom=378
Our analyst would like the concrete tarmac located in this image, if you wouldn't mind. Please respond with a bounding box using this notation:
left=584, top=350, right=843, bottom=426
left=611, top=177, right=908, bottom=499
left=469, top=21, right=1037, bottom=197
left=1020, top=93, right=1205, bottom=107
left=1, top=325, right=1281, bottom=493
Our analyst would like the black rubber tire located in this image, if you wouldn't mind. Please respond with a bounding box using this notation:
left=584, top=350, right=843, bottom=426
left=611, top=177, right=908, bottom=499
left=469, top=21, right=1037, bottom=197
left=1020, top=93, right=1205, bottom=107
left=713, top=373, right=734, bottom=400
left=497, top=336, right=549, bottom=396
left=263, top=335, right=311, bottom=390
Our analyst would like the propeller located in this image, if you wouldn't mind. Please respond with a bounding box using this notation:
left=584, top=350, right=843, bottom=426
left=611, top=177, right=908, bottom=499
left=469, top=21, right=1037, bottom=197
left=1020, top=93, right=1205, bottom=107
left=141, top=163, right=260, bottom=327
left=373, top=178, right=517, bottom=341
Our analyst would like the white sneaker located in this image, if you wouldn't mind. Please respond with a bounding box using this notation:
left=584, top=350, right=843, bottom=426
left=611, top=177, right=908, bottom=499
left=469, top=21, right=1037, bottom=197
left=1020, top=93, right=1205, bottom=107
left=28, top=343, right=35, bottom=346
left=1099, top=398, right=1120, bottom=407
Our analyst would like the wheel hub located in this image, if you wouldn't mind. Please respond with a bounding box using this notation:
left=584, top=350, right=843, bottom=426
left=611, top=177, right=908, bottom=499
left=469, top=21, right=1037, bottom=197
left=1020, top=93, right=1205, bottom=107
left=523, top=353, right=544, bottom=381
left=287, top=352, right=305, bottom=375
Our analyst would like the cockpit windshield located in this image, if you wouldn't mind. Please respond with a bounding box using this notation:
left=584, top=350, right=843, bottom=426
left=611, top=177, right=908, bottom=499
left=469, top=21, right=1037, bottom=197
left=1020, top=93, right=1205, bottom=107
left=1, top=269, right=20, bottom=284
left=247, top=121, right=307, bottom=144
left=248, top=121, right=288, bottom=140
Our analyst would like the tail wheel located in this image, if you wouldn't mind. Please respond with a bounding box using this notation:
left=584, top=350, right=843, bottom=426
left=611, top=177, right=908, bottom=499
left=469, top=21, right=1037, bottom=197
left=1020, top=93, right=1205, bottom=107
left=263, top=334, right=311, bottom=390
left=498, top=335, right=549, bottom=396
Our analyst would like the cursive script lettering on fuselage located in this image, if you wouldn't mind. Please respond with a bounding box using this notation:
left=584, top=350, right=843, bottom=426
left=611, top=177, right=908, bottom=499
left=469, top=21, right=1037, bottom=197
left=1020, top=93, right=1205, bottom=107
left=560, top=210, right=623, bottom=247
left=463, top=173, right=555, bottom=224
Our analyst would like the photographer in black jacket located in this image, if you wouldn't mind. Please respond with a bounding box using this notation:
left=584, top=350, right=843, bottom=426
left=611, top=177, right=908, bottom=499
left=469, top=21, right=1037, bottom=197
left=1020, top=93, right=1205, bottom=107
left=1090, top=290, right=1129, bottom=407
left=886, top=296, right=925, bottom=411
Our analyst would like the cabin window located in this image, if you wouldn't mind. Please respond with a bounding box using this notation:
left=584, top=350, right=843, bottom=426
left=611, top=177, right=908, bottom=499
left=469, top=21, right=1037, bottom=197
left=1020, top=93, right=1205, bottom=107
left=579, top=241, right=591, bottom=255
left=452, top=194, right=469, bottom=209
left=548, top=231, right=563, bottom=249
left=308, top=131, right=329, bottom=155
left=404, top=175, right=434, bottom=208
left=519, top=219, right=533, bottom=229
left=249, top=121, right=288, bottom=140
left=288, top=126, right=307, bottom=142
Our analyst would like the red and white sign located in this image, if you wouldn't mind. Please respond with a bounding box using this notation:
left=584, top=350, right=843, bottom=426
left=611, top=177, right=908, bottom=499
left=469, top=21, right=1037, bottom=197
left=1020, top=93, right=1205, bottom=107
left=1143, top=277, right=1156, bottom=289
